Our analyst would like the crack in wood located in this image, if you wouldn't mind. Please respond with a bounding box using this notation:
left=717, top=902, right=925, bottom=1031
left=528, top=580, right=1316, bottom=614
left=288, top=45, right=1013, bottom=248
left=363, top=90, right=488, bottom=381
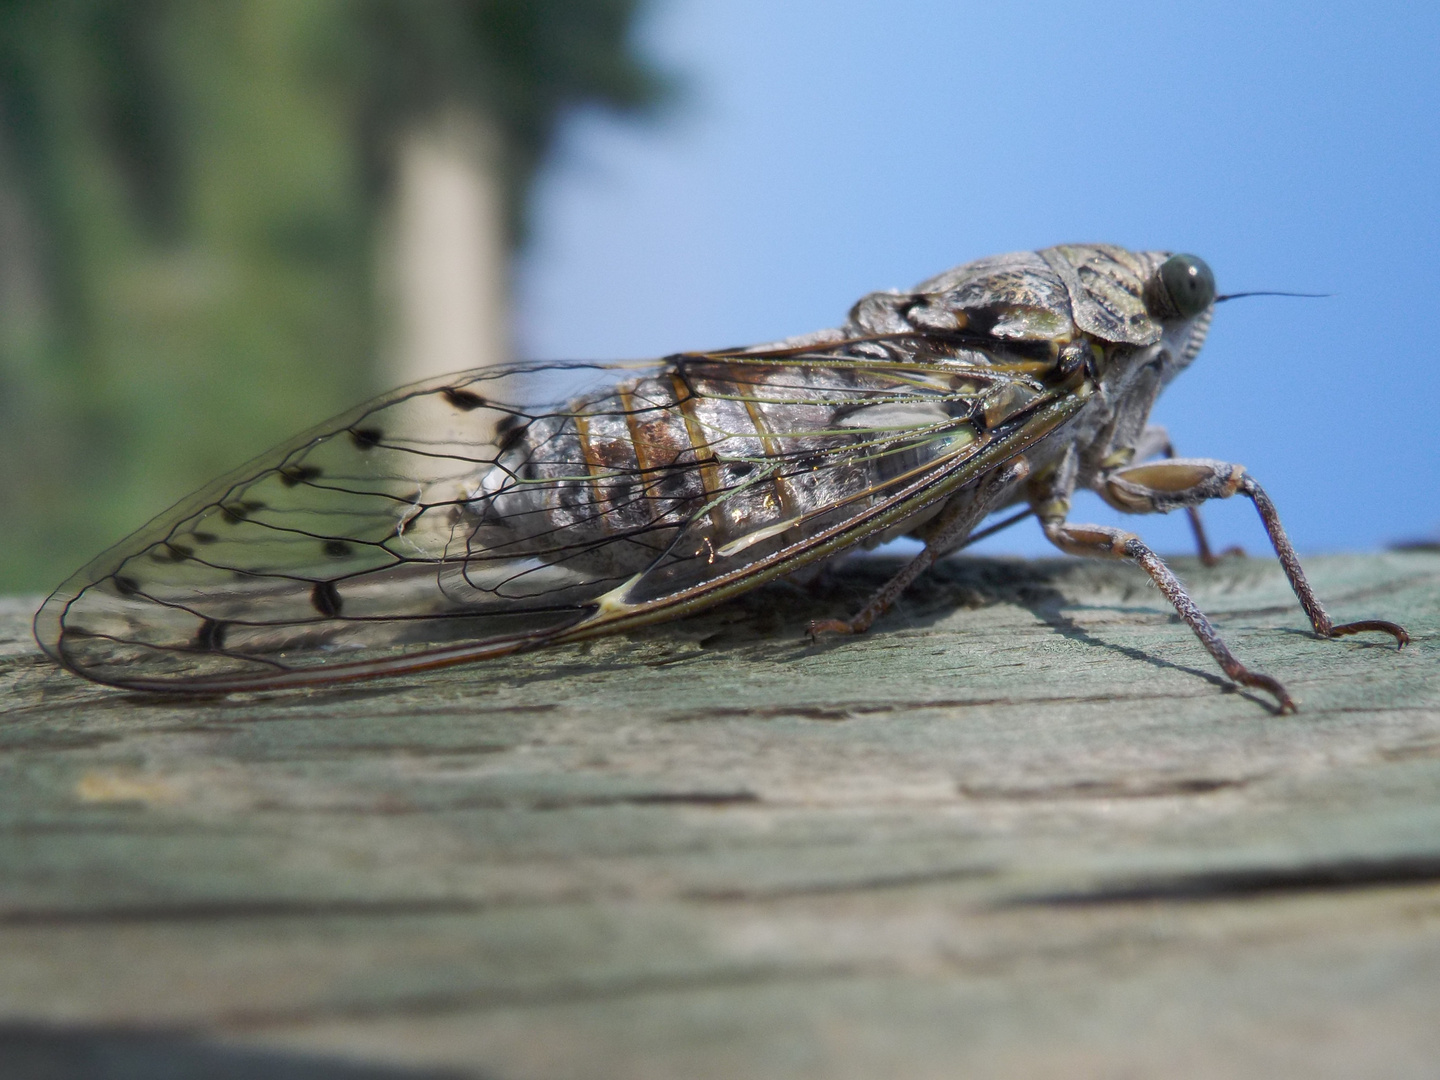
left=958, top=775, right=1256, bottom=800
left=0, top=898, right=501, bottom=927
left=1006, top=854, right=1440, bottom=906
left=0, top=1021, right=467, bottom=1079
left=681, top=863, right=999, bottom=901
left=234, top=790, right=764, bottom=815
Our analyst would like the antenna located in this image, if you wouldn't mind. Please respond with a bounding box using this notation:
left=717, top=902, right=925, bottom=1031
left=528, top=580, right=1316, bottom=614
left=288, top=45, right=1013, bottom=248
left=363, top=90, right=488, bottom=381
left=1215, top=290, right=1330, bottom=303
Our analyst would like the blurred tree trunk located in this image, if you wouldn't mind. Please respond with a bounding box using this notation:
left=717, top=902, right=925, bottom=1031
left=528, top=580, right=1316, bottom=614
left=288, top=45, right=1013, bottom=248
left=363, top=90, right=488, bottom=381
left=0, top=0, right=670, bottom=593
left=386, top=107, right=511, bottom=387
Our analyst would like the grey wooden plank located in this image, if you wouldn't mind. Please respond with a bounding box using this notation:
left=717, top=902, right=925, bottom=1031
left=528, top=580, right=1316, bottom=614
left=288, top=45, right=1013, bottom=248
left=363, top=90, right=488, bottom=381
left=0, top=552, right=1436, bottom=1078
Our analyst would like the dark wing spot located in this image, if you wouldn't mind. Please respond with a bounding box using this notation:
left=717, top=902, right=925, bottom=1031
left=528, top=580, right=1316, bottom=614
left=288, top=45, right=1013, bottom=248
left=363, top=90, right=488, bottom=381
left=191, top=531, right=218, bottom=544
left=112, top=575, right=139, bottom=596
left=349, top=427, right=383, bottom=450
left=279, top=464, right=323, bottom=486
left=322, top=539, right=352, bottom=558
left=194, top=619, right=227, bottom=652
left=442, top=387, right=486, bottom=411
left=151, top=542, right=193, bottom=563
left=220, top=500, right=266, bottom=524
left=311, top=581, right=342, bottom=618
left=497, top=421, right=529, bottom=454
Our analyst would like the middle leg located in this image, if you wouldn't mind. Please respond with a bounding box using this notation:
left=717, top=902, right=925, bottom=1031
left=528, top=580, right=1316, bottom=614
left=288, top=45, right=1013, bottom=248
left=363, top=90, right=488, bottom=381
left=1035, top=509, right=1297, bottom=712
left=1034, top=455, right=1298, bottom=711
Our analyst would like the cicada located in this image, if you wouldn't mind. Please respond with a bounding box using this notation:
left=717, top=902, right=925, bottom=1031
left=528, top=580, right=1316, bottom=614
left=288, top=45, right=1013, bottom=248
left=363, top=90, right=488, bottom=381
left=35, top=244, right=1407, bottom=709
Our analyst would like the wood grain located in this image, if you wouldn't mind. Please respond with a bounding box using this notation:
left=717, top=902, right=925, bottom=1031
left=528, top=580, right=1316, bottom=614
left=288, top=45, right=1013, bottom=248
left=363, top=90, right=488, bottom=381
left=1, top=551, right=1437, bottom=1078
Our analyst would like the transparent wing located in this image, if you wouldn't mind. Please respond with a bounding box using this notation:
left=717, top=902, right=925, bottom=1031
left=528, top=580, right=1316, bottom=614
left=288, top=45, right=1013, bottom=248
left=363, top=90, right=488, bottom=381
left=36, top=347, right=1082, bottom=692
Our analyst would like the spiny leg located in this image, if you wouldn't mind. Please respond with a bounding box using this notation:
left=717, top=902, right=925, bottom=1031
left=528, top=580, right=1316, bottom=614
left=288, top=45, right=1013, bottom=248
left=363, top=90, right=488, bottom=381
left=1038, top=514, right=1296, bottom=713
left=808, top=458, right=1030, bottom=638
left=1237, top=475, right=1409, bottom=645
left=1102, top=459, right=1408, bottom=647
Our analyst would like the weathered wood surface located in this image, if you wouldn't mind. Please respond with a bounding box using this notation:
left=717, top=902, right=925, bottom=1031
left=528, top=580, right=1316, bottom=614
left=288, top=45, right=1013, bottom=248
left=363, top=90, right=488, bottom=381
left=1, top=551, right=1437, bottom=1079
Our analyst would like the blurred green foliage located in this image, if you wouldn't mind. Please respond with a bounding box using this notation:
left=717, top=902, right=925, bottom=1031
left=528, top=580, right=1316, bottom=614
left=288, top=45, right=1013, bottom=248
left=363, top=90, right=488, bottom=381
left=0, top=0, right=668, bottom=592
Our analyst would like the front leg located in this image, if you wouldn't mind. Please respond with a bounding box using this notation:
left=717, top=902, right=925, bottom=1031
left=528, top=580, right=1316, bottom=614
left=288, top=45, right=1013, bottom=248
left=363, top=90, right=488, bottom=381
left=1101, top=459, right=1409, bottom=646
left=1125, top=425, right=1241, bottom=566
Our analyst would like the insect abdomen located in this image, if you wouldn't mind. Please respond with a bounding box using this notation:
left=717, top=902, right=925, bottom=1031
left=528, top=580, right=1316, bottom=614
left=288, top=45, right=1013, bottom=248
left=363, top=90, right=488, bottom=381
left=468, top=367, right=894, bottom=576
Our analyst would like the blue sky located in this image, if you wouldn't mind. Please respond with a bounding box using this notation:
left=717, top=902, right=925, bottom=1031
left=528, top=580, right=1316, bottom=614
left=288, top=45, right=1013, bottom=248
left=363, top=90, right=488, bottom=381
left=516, top=0, right=1440, bottom=556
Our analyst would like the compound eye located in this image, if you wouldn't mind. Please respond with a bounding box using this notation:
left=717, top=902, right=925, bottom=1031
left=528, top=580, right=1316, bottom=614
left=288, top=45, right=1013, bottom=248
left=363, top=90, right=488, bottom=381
left=1158, top=254, right=1216, bottom=318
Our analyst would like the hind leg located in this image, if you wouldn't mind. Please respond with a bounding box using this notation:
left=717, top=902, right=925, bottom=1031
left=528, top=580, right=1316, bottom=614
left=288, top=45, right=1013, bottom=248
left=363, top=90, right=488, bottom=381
left=808, top=458, right=1031, bottom=637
